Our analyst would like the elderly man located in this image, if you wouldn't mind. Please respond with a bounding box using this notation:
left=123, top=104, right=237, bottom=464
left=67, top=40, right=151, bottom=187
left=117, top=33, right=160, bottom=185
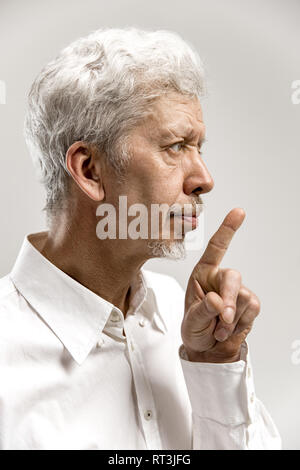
left=0, top=28, right=281, bottom=450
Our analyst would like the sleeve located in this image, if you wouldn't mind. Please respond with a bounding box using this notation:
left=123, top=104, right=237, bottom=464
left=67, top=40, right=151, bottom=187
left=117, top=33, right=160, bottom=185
left=179, top=341, right=282, bottom=450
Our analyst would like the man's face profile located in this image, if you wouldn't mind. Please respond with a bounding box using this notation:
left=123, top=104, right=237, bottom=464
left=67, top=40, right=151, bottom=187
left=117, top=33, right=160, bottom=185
left=22, top=28, right=211, bottom=262
left=74, top=92, right=213, bottom=260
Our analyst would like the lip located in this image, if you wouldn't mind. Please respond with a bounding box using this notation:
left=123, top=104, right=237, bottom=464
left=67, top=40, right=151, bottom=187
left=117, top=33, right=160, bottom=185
left=169, top=207, right=203, bottom=218
left=168, top=200, right=204, bottom=219
left=170, top=215, right=198, bottom=231
left=181, top=215, right=198, bottom=229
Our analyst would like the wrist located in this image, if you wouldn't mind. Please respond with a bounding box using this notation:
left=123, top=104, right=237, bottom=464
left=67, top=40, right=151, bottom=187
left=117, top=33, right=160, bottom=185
left=183, top=346, right=241, bottom=363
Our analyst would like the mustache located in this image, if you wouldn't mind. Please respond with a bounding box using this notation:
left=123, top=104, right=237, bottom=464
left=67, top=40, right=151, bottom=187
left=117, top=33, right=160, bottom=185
left=168, top=198, right=204, bottom=217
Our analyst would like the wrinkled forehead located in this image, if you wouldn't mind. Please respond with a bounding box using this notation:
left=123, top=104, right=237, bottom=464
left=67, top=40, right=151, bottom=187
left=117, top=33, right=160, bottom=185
left=136, top=93, right=205, bottom=141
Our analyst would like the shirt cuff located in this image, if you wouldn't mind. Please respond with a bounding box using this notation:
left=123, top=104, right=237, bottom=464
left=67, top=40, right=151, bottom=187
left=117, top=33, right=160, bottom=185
left=179, top=341, right=256, bottom=426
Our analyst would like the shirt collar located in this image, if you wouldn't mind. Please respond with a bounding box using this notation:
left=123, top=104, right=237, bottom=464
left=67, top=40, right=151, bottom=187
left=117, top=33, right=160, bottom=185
left=10, top=232, right=168, bottom=365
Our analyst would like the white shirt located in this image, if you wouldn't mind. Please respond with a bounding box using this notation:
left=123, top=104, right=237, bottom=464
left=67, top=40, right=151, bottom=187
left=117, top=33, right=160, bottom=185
left=0, top=232, right=281, bottom=450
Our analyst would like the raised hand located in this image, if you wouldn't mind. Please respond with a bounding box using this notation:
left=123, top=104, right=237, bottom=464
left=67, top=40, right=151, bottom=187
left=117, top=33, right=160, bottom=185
left=181, top=208, right=261, bottom=363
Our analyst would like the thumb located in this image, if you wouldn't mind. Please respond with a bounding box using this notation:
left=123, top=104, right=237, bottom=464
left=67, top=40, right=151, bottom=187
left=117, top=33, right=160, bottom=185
left=182, top=290, right=224, bottom=353
left=185, top=288, right=224, bottom=328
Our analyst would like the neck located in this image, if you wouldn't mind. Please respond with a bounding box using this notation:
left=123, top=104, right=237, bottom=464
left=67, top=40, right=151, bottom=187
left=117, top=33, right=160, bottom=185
left=40, top=209, right=149, bottom=317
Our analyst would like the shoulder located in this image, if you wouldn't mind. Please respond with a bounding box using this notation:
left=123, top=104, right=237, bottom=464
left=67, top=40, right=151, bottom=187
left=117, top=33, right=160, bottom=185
left=0, top=275, right=17, bottom=303
left=0, top=274, right=27, bottom=327
left=0, top=275, right=22, bottom=348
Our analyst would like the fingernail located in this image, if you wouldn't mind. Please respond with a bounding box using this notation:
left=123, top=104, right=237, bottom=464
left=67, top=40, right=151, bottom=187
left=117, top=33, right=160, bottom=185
left=215, top=327, right=229, bottom=342
left=223, top=307, right=235, bottom=324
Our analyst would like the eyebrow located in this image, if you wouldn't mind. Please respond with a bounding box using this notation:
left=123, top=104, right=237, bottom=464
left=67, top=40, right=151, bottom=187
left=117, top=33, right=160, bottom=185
left=185, top=127, right=206, bottom=144
left=159, top=123, right=205, bottom=144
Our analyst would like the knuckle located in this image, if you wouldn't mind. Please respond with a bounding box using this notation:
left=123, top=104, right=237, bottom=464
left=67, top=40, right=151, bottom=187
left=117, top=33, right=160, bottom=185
left=225, top=268, right=242, bottom=281
left=249, top=297, right=261, bottom=315
left=226, top=303, right=236, bottom=311
left=205, top=291, right=218, bottom=306
left=235, top=323, right=253, bottom=338
left=209, top=236, right=227, bottom=251
left=239, top=286, right=251, bottom=301
left=220, top=341, right=239, bottom=357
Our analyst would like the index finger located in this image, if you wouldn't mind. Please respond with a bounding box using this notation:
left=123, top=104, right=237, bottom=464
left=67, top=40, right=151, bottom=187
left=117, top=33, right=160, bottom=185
left=199, top=208, right=246, bottom=267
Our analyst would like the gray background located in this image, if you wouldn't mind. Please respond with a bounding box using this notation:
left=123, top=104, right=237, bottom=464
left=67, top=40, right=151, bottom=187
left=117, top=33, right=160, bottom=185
left=0, top=0, right=299, bottom=449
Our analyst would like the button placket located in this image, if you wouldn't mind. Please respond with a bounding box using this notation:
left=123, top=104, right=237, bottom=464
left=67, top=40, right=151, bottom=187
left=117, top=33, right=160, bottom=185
left=125, top=330, right=162, bottom=449
left=144, top=410, right=153, bottom=421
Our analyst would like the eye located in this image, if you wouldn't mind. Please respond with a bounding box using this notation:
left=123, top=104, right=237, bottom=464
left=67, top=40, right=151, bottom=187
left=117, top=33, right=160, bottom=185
left=168, top=141, right=205, bottom=156
left=197, top=140, right=206, bottom=156
left=169, top=142, right=185, bottom=153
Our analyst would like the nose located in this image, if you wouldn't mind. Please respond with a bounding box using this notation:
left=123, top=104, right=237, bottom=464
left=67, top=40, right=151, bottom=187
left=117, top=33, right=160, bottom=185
left=183, top=153, right=214, bottom=196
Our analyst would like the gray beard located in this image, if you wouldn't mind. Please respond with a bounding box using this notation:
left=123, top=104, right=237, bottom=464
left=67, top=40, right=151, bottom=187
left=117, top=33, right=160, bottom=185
left=147, top=240, right=186, bottom=260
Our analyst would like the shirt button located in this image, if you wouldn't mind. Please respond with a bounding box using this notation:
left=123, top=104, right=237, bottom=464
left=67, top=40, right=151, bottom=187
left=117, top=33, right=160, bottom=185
left=250, top=393, right=255, bottom=404
left=110, top=311, right=121, bottom=322
left=97, top=338, right=104, bottom=348
left=144, top=410, right=153, bottom=421
left=139, top=319, right=146, bottom=327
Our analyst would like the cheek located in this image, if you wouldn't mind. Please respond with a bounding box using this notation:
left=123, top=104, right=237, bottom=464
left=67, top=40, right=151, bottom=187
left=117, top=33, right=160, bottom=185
left=135, top=169, right=184, bottom=206
left=120, top=147, right=185, bottom=205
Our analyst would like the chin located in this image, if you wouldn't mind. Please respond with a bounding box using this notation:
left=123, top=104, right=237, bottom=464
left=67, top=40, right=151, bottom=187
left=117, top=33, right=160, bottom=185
left=147, top=239, right=186, bottom=260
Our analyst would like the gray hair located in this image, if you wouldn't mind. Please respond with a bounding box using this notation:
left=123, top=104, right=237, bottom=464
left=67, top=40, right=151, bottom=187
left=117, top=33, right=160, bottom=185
left=24, top=27, right=205, bottom=216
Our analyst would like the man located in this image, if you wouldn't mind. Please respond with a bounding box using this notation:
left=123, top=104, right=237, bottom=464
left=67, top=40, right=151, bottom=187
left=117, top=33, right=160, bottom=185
left=0, top=27, right=281, bottom=450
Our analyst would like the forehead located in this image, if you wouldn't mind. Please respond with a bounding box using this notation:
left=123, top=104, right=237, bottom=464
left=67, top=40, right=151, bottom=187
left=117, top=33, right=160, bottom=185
left=143, top=93, right=204, bottom=140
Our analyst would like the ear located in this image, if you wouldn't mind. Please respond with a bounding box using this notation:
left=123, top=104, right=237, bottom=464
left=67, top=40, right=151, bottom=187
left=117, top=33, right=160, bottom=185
left=65, top=141, right=105, bottom=202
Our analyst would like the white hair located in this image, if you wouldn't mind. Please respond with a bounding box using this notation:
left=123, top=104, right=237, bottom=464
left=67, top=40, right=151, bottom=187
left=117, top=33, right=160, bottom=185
left=24, top=27, right=205, bottom=216
left=147, top=239, right=186, bottom=260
